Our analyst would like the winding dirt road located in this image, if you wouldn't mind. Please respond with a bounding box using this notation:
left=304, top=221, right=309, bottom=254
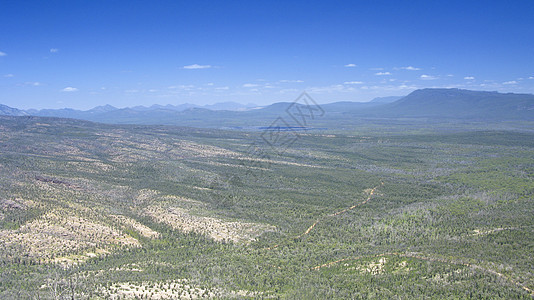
left=266, top=183, right=382, bottom=250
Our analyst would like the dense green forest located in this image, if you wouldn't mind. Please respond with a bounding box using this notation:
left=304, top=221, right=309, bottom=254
left=0, top=115, right=533, bottom=299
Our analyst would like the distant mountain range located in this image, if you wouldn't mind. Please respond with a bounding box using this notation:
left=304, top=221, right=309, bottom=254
left=0, top=104, right=28, bottom=116
left=2, top=89, right=533, bottom=127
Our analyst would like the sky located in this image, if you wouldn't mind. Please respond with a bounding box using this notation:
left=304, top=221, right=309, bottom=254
left=1, top=0, right=534, bottom=110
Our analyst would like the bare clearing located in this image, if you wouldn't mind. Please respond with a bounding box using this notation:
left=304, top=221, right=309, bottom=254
left=97, top=279, right=257, bottom=299
left=0, top=212, right=139, bottom=261
left=145, top=206, right=275, bottom=243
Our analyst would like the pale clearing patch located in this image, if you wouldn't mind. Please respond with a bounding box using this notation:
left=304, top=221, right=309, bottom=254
left=356, top=257, right=388, bottom=275
left=177, top=141, right=243, bottom=158
left=145, top=206, right=275, bottom=243
left=469, top=227, right=523, bottom=237
left=52, top=248, right=110, bottom=266
left=0, top=212, right=139, bottom=261
left=97, top=279, right=258, bottom=299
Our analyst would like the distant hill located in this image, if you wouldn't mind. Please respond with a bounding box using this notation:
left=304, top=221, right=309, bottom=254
left=0, top=104, right=28, bottom=116
left=5, top=89, right=534, bottom=127
left=361, top=88, right=534, bottom=120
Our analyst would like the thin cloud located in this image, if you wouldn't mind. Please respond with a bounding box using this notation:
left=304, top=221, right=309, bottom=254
left=396, top=66, right=421, bottom=71
left=243, top=83, right=259, bottom=88
left=50, top=48, right=59, bottom=53
left=375, top=72, right=391, bottom=76
left=0, top=51, right=6, bottom=56
left=168, top=85, right=194, bottom=90
left=21, top=82, right=42, bottom=86
left=344, top=63, right=357, bottom=67
left=344, top=81, right=364, bottom=84
left=529, top=76, right=534, bottom=80
left=215, top=86, right=229, bottom=90
left=183, top=64, right=212, bottom=69
left=464, top=76, right=475, bottom=80
left=279, top=80, right=304, bottom=83
left=420, top=74, right=438, bottom=80
left=3, top=74, right=14, bottom=78
left=503, top=81, right=518, bottom=85
left=61, top=87, right=78, bottom=92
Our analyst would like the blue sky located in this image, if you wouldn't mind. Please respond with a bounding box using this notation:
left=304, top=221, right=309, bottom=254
left=1, top=0, right=534, bottom=109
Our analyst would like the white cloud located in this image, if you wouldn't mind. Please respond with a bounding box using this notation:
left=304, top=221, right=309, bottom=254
left=503, top=81, right=518, bottom=85
left=215, top=86, right=229, bottom=90
left=183, top=64, right=211, bottom=69
left=375, top=72, right=391, bottom=76
left=464, top=76, right=475, bottom=80
left=397, top=84, right=417, bottom=90
left=397, top=66, right=421, bottom=71
left=4, top=74, right=14, bottom=78
left=529, top=76, right=534, bottom=80
left=243, top=83, right=259, bottom=88
left=420, top=74, right=438, bottom=80
left=50, top=48, right=59, bottom=53
left=279, top=79, right=304, bottom=83
left=0, top=51, right=6, bottom=56
left=344, top=63, right=357, bottom=67
left=206, top=82, right=214, bottom=86
left=168, top=85, right=194, bottom=90
left=344, top=81, right=363, bottom=84
left=61, top=87, right=78, bottom=92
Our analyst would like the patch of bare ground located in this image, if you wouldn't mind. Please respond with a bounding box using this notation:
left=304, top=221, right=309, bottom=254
left=66, top=161, right=115, bottom=172
left=97, top=279, right=258, bottom=299
left=177, top=141, right=243, bottom=158
left=468, top=226, right=529, bottom=237
left=1, top=198, right=25, bottom=209
left=235, top=157, right=327, bottom=169
left=145, top=206, right=275, bottom=243
left=0, top=212, right=139, bottom=264
left=110, top=214, right=160, bottom=239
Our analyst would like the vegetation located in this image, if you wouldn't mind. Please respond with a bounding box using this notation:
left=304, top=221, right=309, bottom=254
left=0, top=115, right=533, bottom=299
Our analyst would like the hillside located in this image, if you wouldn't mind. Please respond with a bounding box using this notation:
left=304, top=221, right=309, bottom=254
left=374, top=88, right=534, bottom=119
left=1, top=115, right=533, bottom=298
left=0, top=104, right=27, bottom=116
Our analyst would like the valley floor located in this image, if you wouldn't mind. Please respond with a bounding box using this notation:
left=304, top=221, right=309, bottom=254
left=1, top=116, right=533, bottom=299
